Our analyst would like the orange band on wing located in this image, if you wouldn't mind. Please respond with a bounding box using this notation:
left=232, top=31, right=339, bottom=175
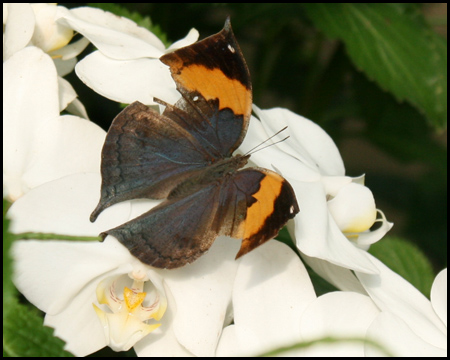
left=239, top=172, right=284, bottom=239
left=173, top=64, right=251, bottom=116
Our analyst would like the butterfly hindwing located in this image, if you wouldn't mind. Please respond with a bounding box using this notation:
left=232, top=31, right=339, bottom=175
left=104, top=182, right=223, bottom=269
left=103, top=166, right=298, bottom=269
left=228, top=168, right=299, bottom=258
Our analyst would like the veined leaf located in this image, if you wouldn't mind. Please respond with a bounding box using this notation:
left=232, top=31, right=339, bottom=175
left=3, top=300, right=73, bottom=357
left=304, top=3, right=447, bottom=129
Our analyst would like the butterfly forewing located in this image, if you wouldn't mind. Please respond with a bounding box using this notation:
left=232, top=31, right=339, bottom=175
left=90, top=101, right=214, bottom=221
left=160, top=18, right=252, bottom=157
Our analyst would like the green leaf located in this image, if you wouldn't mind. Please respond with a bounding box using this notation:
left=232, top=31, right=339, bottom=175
left=3, top=198, right=16, bottom=307
left=3, top=300, right=74, bottom=357
left=351, top=71, right=447, bottom=171
left=3, top=199, right=73, bottom=356
left=369, top=236, right=435, bottom=297
left=303, top=3, right=447, bottom=129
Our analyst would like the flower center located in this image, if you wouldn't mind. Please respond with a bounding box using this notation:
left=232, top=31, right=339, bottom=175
left=327, top=182, right=377, bottom=234
left=93, top=272, right=167, bottom=351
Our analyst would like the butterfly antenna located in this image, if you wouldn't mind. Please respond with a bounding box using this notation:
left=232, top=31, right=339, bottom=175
left=248, top=135, right=290, bottom=154
left=243, top=126, right=289, bottom=155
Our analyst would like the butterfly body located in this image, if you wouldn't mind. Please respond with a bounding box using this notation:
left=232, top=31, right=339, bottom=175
left=91, top=19, right=299, bottom=269
left=167, top=154, right=250, bottom=200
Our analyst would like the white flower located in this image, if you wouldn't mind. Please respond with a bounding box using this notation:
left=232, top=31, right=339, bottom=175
left=238, top=106, right=393, bottom=290
left=9, top=173, right=244, bottom=356
left=57, top=7, right=199, bottom=105
left=3, top=3, right=90, bottom=116
left=12, top=171, right=378, bottom=357
left=215, top=238, right=384, bottom=357
left=3, top=3, right=89, bottom=66
left=241, top=107, right=446, bottom=357
left=216, top=239, right=445, bottom=357
left=215, top=239, right=315, bottom=356
left=3, top=46, right=105, bottom=201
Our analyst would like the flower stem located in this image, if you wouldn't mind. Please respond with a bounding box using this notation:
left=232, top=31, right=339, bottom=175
left=10, top=232, right=102, bottom=242
left=259, top=336, right=394, bottom=357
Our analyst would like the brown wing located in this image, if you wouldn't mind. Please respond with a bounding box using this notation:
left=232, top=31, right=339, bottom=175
left=91, top=19, right=252, bottom=222
left=103, top=167, right=299, bottom=269
left=226, top=168, right=299, bottom=259
left=90, top=101, right=213, bottom=222
left=160, top=17, right=252, bottom=158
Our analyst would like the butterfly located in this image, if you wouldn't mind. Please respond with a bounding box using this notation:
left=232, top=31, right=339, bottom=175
left=90, top=18, right=299, bottom=269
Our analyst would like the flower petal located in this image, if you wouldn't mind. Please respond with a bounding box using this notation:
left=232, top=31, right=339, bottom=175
left=49, top=35, right=90, bottom=61
left=3, top=46, right=59, bottom=200
left=9, top=174, right=137, bottom=356
left=162, top=237, right=241, bottom=357
left=355, top=209, right=393, bottom=247
left=430, top=268, right=447, bottom=327
left=239, top=116, right=320, bottom=181
left=30, top=4, right=73, bottom=53
left=59, top=7, right=165, bottom=60
left=53, top=56, right=77, bottom=77
left=43, top=261, right=135, bottom=356
left=22, top=115, right=105, bottom=188
left=9, top=173, right=130, bottom=238
left=356, top=255, right=447, bottom=349
left=217, top=241, right=316, bottom=356
left=254, top=106, right=345, bottom=176
left=75, top=51, right=179, bottom=105
left=167, top=28, right=199, bottom=51
left=298, top=292, right=380, bottom=356
left=300, top=254, right=367, bottom=294
left=215, top=325, right=242, bottom=357
left=239, top=113, right=321, bottom=181
left=57, top=77, right=78, bottom=111
left=122, top=237, right=242, bottom=357
left=327, top=182, right=377, bottom=233
left=321, top=175, right=354, bottom=196
left=287, top=178, right=379, bottom=274
left=64, top=98, right=89, bottom=120
left=366, top=312, right=446, bottom=357
left=3, top=3, right=35, bottom=60
left=8, top=174, right=141, bottom=356
left=10, top=173, right=133, bottom=286
left=134, top=285, right=193, bottom=357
